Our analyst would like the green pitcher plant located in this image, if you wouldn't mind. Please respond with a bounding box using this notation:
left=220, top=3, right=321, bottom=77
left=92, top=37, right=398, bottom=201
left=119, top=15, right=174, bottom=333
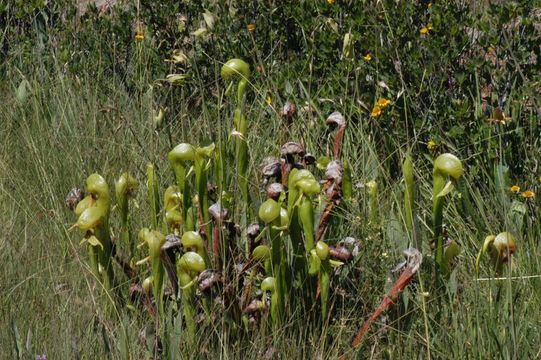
left=115, top=172, right=138, bottom=259
left=258, top=197, right=287, bottom=321
left=168, top=143, right=196, bottom=229
left=260, top=276, right=278, bottom=327
left=177, top=251, right=206, bottom=339
left=137, top=228, right=166, bottom=320
left=146, top=163, right=161, bottom=230
left=221, top=58, right=251, bottom=204
left=432, top=153, right=464, bottom=278
left=476, top=232, right=517, bottom=275
left=71, top=173, right=114, bottom=291
left=164, top=185, right=182, bottom=233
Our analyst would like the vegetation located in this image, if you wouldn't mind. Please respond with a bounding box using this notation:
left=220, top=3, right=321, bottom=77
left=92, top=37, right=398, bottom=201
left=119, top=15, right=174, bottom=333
left=1, top=1, right=540, bottom=359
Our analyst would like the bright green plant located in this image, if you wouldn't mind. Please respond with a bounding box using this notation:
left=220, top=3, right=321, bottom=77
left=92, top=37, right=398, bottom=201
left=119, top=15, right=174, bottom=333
left=168, top=143, right=196, bottom=229
left=258, top=198, right=286, bottom=321
left=146, top=163, right=161, bottom=230
left=71, top=174, right=114, bottom=291
left=252, top=245, right=272, bottom=275
left=432, top=153, right=464, bottom=278
left=193, top=143, right=215, bottom=237
left=137, top=228, right=166, bottom=320
left=476, top=232, right=517, bottom=275
left=291, top=169, right=321, bottom=251
left=309, top=241, right=331, bottom=321
left=115, top=172, right=138, bottom=259
left=221, top=58, right=251, bottom=204
left=164, top=185, right=182, bottom=233
left=366, top=180, right=378, bottom=225
left=261, top=276, right=278, bottom=327
left=177, top=251, right=206, bottom=339
left=181, top=231, right=208, bottom=264
left=442, top=241, right=461, bottom=278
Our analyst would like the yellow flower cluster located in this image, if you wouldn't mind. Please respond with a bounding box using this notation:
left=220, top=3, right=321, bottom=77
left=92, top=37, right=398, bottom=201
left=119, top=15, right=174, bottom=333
left=371, top=97, right=392, bottom=118
left=135, top=31, right=145, bottom=41
left=510, top=185, right=535, bottom=199
left=420, top=23, right=433, bottom=35
left=427, top=140, right=437, bottom=151
left=247, top=23, right=256, bottom=32
left=363, top=53, right=372, bottom=61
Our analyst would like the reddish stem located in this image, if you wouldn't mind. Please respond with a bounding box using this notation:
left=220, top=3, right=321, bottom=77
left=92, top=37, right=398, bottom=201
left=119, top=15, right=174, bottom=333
left=351, top=266, right=417, bottom=348
left=333, top=126, right=345, bottom=159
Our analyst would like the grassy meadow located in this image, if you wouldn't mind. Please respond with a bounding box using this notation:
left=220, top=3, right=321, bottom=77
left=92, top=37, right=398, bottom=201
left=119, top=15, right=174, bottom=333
left=1, top=1, right=541, bottom=359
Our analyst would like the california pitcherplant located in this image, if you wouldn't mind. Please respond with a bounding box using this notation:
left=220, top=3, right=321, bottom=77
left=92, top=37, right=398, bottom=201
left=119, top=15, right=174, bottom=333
left=115, top=172, right=138, bottom=259
left=71, top=173, right=115, bottom=291
left=366, top=180, right=378, bottom=225
left=137, top=228, right=166, bottom=320
left=221, top=58, right=251, bottom=204
left=476, top=232, right=517, bottom=275
left=177, top=251, right=206, bottom=339
left=146, top=163, right=161, bottom=230
left=432, top=153, right=464, bottom=280
left=309, top=241, right=332, bottom=321
left=258, top=196, right=286, bottom=322
left=168, top=143, right=196, bottom=229
left=164, top=185, right=182, bottom=233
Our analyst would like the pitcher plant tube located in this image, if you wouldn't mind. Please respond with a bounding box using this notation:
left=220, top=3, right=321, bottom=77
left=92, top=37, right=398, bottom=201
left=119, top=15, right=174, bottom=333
left=258, top=197, right=286, bottom=321
left=146, top=163, right=161, bottom=230
left=168, top=143, right=196, bottom=229
left=177, top=251, right=206, bottom=340
left=115, top=172, right=139, bottom=259
left=71, top=173, right=115, bottom=291
left=432, top=153, right=463, bottom=279
left=475, top=232, right=517, bottom=275
left=221, top=58, right=251, bottom=204
left=137, top=228, right=166, bottom=321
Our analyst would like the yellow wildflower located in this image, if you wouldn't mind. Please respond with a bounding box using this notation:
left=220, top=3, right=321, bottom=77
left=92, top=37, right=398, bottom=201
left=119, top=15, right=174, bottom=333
left=510, top=185, right=521, bottom=193
left=135, top=31, right=145, bottom=41
left=427, top=140, right=437, bottom=151
left=521, top=190, right=535, bottom=199
left=420, top=26, right=429, bottom=35
left=266, top=95, right=272, bottom=105
left=327, top=0, right=336, bottom=4
left=247, top=23, right=256, bottom=32
left=371, top=105, right=382, bottom=117
left=363, top=53, right=372, bottom=61
left=377, top=98, right=391, bottom=108
left=428, top=3, right=432, bottom=8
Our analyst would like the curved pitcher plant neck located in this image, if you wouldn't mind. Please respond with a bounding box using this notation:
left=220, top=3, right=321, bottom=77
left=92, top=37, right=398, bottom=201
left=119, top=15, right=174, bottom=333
left=432, top=153, right=463, bottom=280
left=221, top=58, right=250, bottom=104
